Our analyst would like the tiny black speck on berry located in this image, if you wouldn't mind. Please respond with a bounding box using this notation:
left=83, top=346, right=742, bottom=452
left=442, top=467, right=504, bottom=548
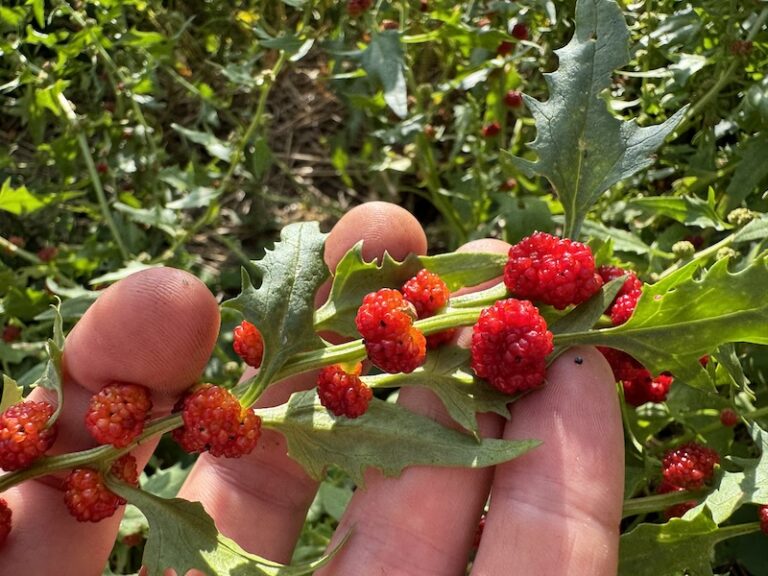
left=574, top=356, right=583, bottom=365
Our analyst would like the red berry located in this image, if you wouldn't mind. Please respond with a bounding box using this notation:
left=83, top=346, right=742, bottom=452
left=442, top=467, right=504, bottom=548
left=402, top=269, right=455, bottom=348
left=317, top=363, right=372, bottom=418
left=85, top=383, right=152, bottom=448
left=657, top=480, right=697, bottom=519
left=497, top=41, right=513, bottom=56
left=511, top=23, right=529, bottom=41
left=504, top=90, right=524, bottom=108
left=662, top=442, right=720, bottom=490
left=36, top=246, right=58, bottom=262
left=482, top=121, right=501, bottom=138
left=471, top=298, right=553, bottom=394
left=473, top=514, right=486, bottom=550
left=0, top=401, right=58, bottom=471
left=599, top=347, right=672, bottom=406
left=2, top=325, right=21, bottom=343
left=504, top=232, right=603, bottom=310
left=96, top=162, right=109, bottom=174
left=233, top=320, right=264, bottom=368
left=366, top=327, right=427, bottom=374
left=729, top=40, right=753, bottom=56
left=172, top=384, right=261, bottom=458
left=0, top=498, right=11, bottom=547
left=501, top=178, right=518, bottom=191
left=720, top=408, right=739, bottom=428
left=760, top=505, right=768, bottom=535
left=597, top=266, right=643, bottom=325
left=64, top=454, right=139, bottom=522
left=355, top=289, right=426, bottom=373
left=347, top=0, right=372, bottom=17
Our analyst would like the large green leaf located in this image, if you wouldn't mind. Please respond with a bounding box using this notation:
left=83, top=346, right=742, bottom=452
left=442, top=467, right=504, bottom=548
left=689, top=423, right=768, bottom=524
left=365, top=346, right=513, bottom=438
left=555, top=255, right=768, bottom=391
left=629, top=190, right=728, bottom=230
left=314, top=243, right=506, bottom=337
left=619, top=511, right=733, bottom=576
left=226, top=223, right=329, bottom=388
left=258, top=390, right=539, bottom=486
left=509, top=0, right=687, bottom=238
left=109, top=483, right=345, bottom=576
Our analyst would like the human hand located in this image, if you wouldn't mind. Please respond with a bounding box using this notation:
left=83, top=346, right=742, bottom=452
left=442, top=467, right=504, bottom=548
left=0, top=202, right=624, bottom=575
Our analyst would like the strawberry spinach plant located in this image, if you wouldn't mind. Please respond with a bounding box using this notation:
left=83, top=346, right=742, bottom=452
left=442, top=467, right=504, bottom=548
left=1, top=0, right=767, bottom=574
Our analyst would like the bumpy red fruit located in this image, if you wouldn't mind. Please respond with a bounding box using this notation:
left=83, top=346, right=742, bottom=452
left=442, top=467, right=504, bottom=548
left=598, top=347, right=672, bottom=406
left=504, top=232, right=603, bottom=310
left=482, top=121, right=501, bottom=138
left=317, top=363, right=372, bottom=418
left=172, top=384, right=261, bottom=458
left=356, top=289, right=426, bottom=373
left=511, top=23, right=529, bottom=40
left=0, top=401, right=58, bottom=471
left=471, top=298, right=553, bottom=394
left=720, top=408, right=739, bottom=427
left=233, top=320, right=264, bottom=368
left=662, top=442, right=720, bottom=490
left=598, top=265, right=643, bottom=325
left=64, top=454, right=139, bottom=522
left=0, top=498, right=11, bottom=547
left=85, top=383, right=152, bottom=448
left=504, top=90, right=524, bottom=108
left=402, top=269, right=455, bottom=348
left=760, top=505, right=768, bottom=535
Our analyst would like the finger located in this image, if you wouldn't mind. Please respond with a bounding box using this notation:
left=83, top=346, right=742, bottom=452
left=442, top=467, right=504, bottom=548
left=472, top=346, right=623, bottom=575
left=316, top=238, right=511, bottom=576
left=2, top=268, right=221, bottom=575
left=176, top=201, right=429, bottom=562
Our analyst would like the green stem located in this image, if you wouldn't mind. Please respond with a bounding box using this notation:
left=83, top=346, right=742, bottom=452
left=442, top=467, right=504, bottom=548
left=0, top=236, right=42, bottom=265
left=56, top=92, right=130, bottom=261
left=0, top=414, right=181, bottom=493
left=240, top=306, right=486, bottom=408
left=658, top=232, right=735, bottom=279
left=712, top=522, right=763, bottom=544
left=622, top=489, right=706, bottom=518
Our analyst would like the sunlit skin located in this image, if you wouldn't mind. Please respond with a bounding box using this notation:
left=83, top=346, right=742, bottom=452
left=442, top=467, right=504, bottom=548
left=1, top=202, right=623, bottom=576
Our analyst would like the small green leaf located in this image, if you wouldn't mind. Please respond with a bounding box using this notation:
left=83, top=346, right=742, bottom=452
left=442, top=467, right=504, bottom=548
left=725, top=134, right=768, bottom=210
left=550, top=275, right=626, bottom=336
left=0, top=178, right=46, bottom=215
left=508, top=0, right=687, bottom=238
left=259, top=390, right=539, bottom=486
left=367, top=346, right=513, bottom=437
left=314, top=244, right=506, bottom=337
left=619, top=511, right=720, bottom=576
left=171, top=123, right=233, bottom=162
left=0, top=374, right=24, bottom=412
left=109, top=483, right=345, bottom=576
left=362, top=31, right=408, bottom=118
left=226, top=223, right=329, bottom=389
left=629, top=192, right=728, bottom=230
left=690, top=423, right=768, bottom=524
left=555, top=255, right=768, bottom=391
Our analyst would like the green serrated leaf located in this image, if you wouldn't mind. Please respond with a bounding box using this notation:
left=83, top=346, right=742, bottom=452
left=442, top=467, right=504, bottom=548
left=629, top=193, right=728, bottom=230
left=35, top=303, right=64, bottom=411
left=724, top=134, right=768, bottom=210
left=226, top=223, right=329, bottom=388
left=361, top=31, right=408, bottom=118
left=555, top=256, right=768, bottom=391
left=259, top=390, right=539, bottom=486
left=171, top=123, right=233, bottom=162
left=689, top=423, right=768, bottom=524
left=314, top=244, right=506, bottom=338
left=1, top=374, right=24, bottom=412
left=619, top=511, right=720, bottom=576
left=366, top=346, right=513, bottom=437
left=109, top=483, right=345, bottom=576
left=0, top=178, right=46, bottom=215
left=508, top=0, right=687, bottom=238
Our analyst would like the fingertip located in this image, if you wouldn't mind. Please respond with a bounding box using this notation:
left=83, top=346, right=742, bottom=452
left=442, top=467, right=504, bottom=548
left=64, top=267, right=220, bottom=399
left=324, top=202, right=428, bottom=269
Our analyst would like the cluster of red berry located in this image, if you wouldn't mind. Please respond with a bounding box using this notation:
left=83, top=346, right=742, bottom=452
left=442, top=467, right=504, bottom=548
left=657, top=442, right=720, bottom=519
